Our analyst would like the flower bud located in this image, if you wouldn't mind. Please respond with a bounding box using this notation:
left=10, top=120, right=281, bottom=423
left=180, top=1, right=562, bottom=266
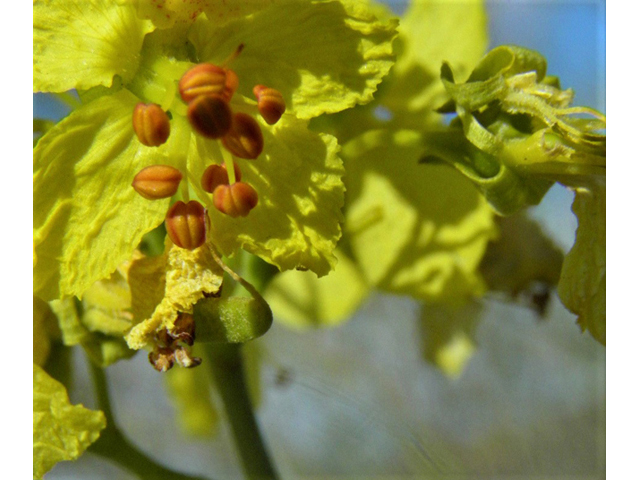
left=187, top=94, right=232, bottom=139
left=132, top=103, right=171, bottom=147
left=253, top=85, right=286, bottom=125
left=222, top=112, right=264, bottom=159
left=213, top=182, right=259, bottom=218
left=132, top=165, right=182, bottom=200
left=201, top=162, right=242, bottom=193
left=179, top=63, right=227, bottom=103
left=165, top=200, right=208, bottom=250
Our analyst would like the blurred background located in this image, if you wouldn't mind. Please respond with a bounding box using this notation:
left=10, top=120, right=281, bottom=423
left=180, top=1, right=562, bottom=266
left=37, top=1, right=605, bottom=479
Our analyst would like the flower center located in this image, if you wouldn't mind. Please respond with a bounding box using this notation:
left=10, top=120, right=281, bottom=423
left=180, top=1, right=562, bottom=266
left=129, top=44, right=287, bottom=249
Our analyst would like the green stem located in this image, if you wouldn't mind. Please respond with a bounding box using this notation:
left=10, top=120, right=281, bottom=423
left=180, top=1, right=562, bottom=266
left=88, top=362, right=208, bottom=480
left=205, top=343, right=279, bottom=480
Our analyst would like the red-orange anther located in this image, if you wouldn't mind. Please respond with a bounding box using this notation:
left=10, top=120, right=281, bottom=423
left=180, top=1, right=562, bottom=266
left=132, top=165, right=182, bottom=200
left=222, top=112, right=264, bottom=160
left=200, top=162, right=242, bottom=193
left=253, top=85, right=286, bottom=125
left=165, top=200, right=208, bottom=250
left=187, top=94, right=232, bottom=139
left=179, top=63, right=227, bottom=103
left=132, top=103, right=171, bottom=146
left=213, top=182, right=259, bottom=218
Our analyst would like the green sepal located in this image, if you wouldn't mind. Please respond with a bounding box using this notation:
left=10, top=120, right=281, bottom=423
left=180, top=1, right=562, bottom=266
left=421, top=129, right=553, bottom=215
left=193, top=296, right=273, bottom=344
left=465, top=44, right=547, bottom=83
left=33, top=364, right=106, bottom=479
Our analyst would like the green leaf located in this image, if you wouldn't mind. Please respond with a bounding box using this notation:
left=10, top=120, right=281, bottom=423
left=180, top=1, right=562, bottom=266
left=33, top=90, right=173, bottom=301
left=557, top=180, right=606, bottom=345
left=343, top=129, right=496, bottom=302
left=420, top=301, right=482, bottom=378
left=34, top=0, right=154, bottom=92
left=33, top=364, right=106, bottom=479
left=191, top=114, right=345, bottom=277
left=189, top=0, right=397, bottom=119
left=263, top=249, right=369, bottom=329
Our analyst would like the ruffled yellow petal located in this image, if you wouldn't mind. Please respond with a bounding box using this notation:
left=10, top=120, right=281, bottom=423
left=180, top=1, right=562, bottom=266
left=33, top=365, right=106, bottom=479
left=189, top=0, right=397, bottom=119
left=34, top=0, right=154, bottom=92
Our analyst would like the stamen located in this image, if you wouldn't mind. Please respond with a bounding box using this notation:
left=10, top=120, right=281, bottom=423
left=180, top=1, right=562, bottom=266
left=187, top=94, right=232, bottom=139
left=253, top=85, right=286, bottom=125
left=221, top=43, right=245, bottom=67
left=222, top=112, right=264, bottom=159
left=132, top=165, right=182, bottom=200
left=165, top=200, right=208, bottom=250
left=201, top=162, right=242, bottom=193
left=179, top=64, right=227, bottom=103
left=132, top=103, right=171, bottom=146
left=213, top=182, right=259, bottom=218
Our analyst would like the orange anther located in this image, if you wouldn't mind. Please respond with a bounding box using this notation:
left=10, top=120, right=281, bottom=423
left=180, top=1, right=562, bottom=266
left=187, top=94, right=232, bottom=139
left=200, top=162, right=242, bottom=193
left=253, top=85, right=286, bottom=125
left=132, top=165, right=182, bottom=200
left=179, top=63, right=227, bottom=103
left=222, top=112, right=264, bottom=160
left=132, top=103, right=171, bottom=147
left=213, top=182, right=259, bottom=218
left=165, top=200, right=208, bottom=250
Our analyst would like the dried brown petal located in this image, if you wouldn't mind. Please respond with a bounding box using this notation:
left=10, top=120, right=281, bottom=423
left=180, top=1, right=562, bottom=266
left=222, top=112, right=264, bottom=160
left=213, top=182, right=259, bottom=218
left=132, top=165, right=182, bottom=200
left=132, top=103, right=171, bottom=147
left=169, top=313, right=196, bottom=346
left=165, top=200, right=208, bottom=250
left=149, top=348, right=175, bottom=372
left=174, top=348, right=202, bottom=368
left=187, top=94, right=232, bottom=139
